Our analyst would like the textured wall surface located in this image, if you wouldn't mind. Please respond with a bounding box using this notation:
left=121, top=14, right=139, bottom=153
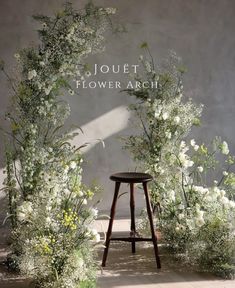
left=0, top=0, right=235, bottom=217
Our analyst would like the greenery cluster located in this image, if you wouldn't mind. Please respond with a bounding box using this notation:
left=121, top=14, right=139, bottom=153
left=124, top=44, right=235, bottom=278
left=1, top=2, right=116, bottom=287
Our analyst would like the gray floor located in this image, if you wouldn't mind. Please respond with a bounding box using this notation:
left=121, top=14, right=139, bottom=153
left=0, top=219, right=235, bottom=288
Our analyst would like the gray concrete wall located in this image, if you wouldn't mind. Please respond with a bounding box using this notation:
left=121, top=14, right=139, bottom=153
left=0, top=0, right=235, bottom=217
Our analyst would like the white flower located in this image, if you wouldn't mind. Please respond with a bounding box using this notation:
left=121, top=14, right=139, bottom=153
left=70, top=161, right=77, bottom=169
left=64, top=188, right=71, bottom=196
left=179, top=152, right=194, bottom=168
left=165, top=131, right=172, bottom=139
left=39, top=61, right=45, bottom=66
left=18, top=201, right=33, bottom=222
left=104, top=7, right=116, bottom=14
left=45, top=217, right=51, bottom=226
left=90, top=208, right=98, bottom=218
left=89, top=228, right=100, bottom=242
left=221, top=196, right=229, bottom=205
left=178, top=213, right=185, bottom=220
left=190, top=139, right=196, bottom=147
left=14, top=53, right=20, bottom=60
left=175, top=224, right=185, bottom=232
left=85, top=71, right=91, bottom=77
left=221, top=141, right=229, bottom=155
left=196, top=210, right=204, bottom=219
left=82, top=198, right=87, bottom=205
left=154, top=106, right=162, bottom=118
left=68, top=89, right=74, bottom=95
left=205, top=195, right=213, bottom=202
left=213, top=186, right=221, bottom=196
left=28, top=69, right=37, bottom=80
left=194, top=145, right=199, bottom=151
left=77, top=190, right=84, bottom=197
left=229, top=201, right=235, bottom=208
left=64, top=165, right=69, bottom=173
left=197, top=166, right=203, bottom=173
left=94, top=233, right=101, bottom=242
left=174, top=116, right=180, bottom=124
left=195, top=217, right=205, bottom=227
left=44, top=86, right=52, bottom=95
left=76, top=257, right=84, bottom=269
left=175, top=226, right=180, bottom=232
left=180, top=141, right=186, bottom=148
left=169, top=190, right=175, bottom=201
left=223, top=171, right=228, bottom=176
left=178, top=204, right=185, bottom=210
left=162, top=112, right=169, bottom=120
left=220, top=190, right=226, bottom=197
left=193, top=185, right=208, bottom=194
left=42, top=22, right=47, bottom=29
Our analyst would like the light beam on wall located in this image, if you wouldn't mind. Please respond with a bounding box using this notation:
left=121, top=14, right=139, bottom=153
left=71, top=105, right=130, bottom=153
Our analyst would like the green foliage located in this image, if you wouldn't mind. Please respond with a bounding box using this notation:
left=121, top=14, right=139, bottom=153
left=1, top=2, right=116, bottom=287
left=124, top=48, right=235, bottom=278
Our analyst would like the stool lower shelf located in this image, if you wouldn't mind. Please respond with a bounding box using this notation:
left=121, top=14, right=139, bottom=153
left=110, top=237, right=153, bottom=242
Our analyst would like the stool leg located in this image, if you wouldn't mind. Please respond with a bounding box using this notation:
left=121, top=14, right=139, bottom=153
left=130, top=183, right=136, bottom=253
left=143, top=182, right=161, bottom=269
left=102, top=181, right=121, bottom=267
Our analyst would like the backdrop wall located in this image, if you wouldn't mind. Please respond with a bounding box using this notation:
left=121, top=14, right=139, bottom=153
left=0, top=0, right=235, bottom=218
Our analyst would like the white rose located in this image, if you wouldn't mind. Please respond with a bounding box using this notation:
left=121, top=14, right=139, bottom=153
left=223, top=171, right=228, bottom=176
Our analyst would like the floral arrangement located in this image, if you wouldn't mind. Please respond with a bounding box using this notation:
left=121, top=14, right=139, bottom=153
left=124, top=43, right=235, bottom=278
left=1, top=2, right=116, bottom=287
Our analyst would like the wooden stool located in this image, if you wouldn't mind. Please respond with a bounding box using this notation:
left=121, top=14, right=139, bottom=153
left=102, top=172, right=161, bottom=269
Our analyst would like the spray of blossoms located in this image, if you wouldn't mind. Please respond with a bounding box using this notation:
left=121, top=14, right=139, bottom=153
left=1, top=2, right=117, bottom=288
left=124, top=43, right=235, bottom=278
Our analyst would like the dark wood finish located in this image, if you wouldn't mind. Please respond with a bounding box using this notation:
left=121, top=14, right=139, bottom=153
left=102, top=172, right=161, bottom=269
left=110, top=172, right=152, bottom=183
left=111, top=237, right=153, bottom=242
left=130, top=183, right=136, bottom=253
left=102, top=181, right=121, bottom=267
left=143, top=181, right=161, bottom=269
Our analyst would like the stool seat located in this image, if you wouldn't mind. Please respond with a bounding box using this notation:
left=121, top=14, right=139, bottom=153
left=110, top=172, right=153, bottom=183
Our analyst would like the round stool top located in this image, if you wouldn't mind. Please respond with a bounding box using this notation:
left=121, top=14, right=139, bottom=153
left=110, top=172, right=153, bottom=183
